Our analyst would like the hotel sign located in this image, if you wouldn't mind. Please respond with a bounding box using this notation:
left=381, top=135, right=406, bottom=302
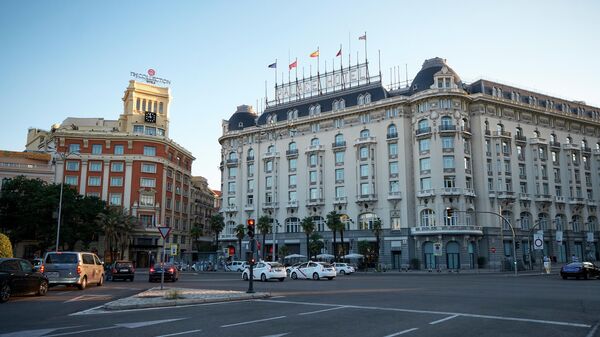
left=274, top=63, right=376, bottom=104
left=130, top=68, right=171, bottom=86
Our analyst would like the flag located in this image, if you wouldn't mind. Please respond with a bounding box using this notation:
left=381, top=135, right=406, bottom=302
left=358, top=34, right=366, bottom=40
left=268, top=62, right=277, bottom=69
left=289, top=60, right=297, bottom=70
left=336, top=48, right=342, bottom=57
left=310, top=50, right=319, bottom=58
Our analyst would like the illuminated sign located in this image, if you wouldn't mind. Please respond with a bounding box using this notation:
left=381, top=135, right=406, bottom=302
left=272, top=63, right=378, bottom=105
left=130, top=69, right=171, bottom=86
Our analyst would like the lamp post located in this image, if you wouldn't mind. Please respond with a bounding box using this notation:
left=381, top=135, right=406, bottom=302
left=53, top=151, right=79, bottom=252
left=272, top=219, right=280, bottom=262
left=526, top=220, right=541, bottom=271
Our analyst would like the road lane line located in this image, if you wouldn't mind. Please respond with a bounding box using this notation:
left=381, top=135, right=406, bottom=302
left=258, top=299, right=591, bottom=328
left=298, top=306, right=346, bottom=316
left=584, top=321, right=599, bottom=337
left=45, top=326, right=115, bottom=336
left=429, top=315, right=458, bottom=325
left=383, top=328, right=419, bottom=336
left=155, top=329, right=202, bottom=337
left=221, top=316, right=286, bottom=328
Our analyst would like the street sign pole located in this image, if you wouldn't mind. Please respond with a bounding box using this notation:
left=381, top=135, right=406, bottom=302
left=248, top=239, right=256, bottom=294
left=157, top=226, right=172, bottom=291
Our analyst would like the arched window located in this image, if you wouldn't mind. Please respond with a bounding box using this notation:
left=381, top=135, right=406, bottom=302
left=310, top=138, right=320, bottom=146
left=555, top=214, right=566, bottom=230
left=420, top=209, right=434, bottom=227
left=533, top=130, right=540, bottom=138
left=360, top=129, right=370, bottom=138
left=309, top=106, right=315, bottom=115
left=588, top=216, right=597, bottom=232
left=501, top=210, right=512, bottom=230
left=566, top=136, right=572, bottom=144
left=581, top=139, right=588, bottom=149
left=441, top=116, right=453, bottom=127
left=333, top=101, right=339, bottom=111
left=339, top=99, right=345, bottom=109
left=312, top=216, right=325, bottom=232
left=516, top=127, right=523, bottom=137
left=267, top=145, right=275, bottom=154
left=358, top=212, right=378, bottom=230
left=418, top=119, right=429, bottom=129
left=550, top=134, right=556, bottom=143
left=387, top=124, right=397, bottom=137
left=357, top=95, right=364, bottom=105
left=444, top=208, right=457, bottom=226
left=288, top=142, right=297, bottom=151
left=596, top=143, right=600, bottom=150
left=496, top=123, right=504, bottom=132
left=484, top=120, right=489, bottom=131
left=364, top=93, right=371, bottom=104
left=285, top=217, right=300, bottom=233
left=247, top=148, right=254, bottom=159
left=228, top=152, right=237, bottom=160
left=287, top=110, right=295, bottom=120
left=571, top=215, right=581, bottom=232
left=315, top=104, right=321, bottom=114
left=520, top=212, right=531, bottom=230
left=538, top=213, right=549, bottom=230
left=334, top=134, right=344, bottom=145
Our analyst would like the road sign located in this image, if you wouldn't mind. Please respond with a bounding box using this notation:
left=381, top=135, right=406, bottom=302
left=533, top=233, right=544, bottom=250
left=158, top=226, right=171, bottom=239
left=491, top=247, right=496, bottom=253
left=433, top=242, right=443, bottom=256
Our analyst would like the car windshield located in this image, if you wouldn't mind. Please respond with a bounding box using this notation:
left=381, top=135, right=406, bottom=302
left=268, top=263, right=283, bottom=268
left=45, top=253, right=78, bottom=264
left=319, top=263, right=332, bottom=268
left=115, top=262, right=132, bottom=268
left=566, top=263, right=583, bottom=268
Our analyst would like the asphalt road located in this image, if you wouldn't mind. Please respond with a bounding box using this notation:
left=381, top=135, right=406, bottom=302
left=1, top=270, right=599, bottom=337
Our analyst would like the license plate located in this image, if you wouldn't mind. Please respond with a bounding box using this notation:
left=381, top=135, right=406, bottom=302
left=46, top=272, right=59, bottom=278
left=119, top=269, right=128, bottom=272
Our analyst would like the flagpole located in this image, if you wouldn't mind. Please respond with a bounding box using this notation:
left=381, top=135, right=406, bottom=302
left=288, top=49, right=291, bottom=83
left=275, top=58, right=277, bottom=90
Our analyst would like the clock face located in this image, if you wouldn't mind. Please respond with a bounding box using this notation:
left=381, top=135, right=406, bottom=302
left=145, top=112, right=157, bottom=123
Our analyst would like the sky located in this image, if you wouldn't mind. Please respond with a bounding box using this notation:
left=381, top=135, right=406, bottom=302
left=1, top=0, right=599, bottom=189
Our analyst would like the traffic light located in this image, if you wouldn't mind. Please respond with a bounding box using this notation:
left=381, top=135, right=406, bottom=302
left=515, top=242, right=520, bottom=249
left=247, top=218, right=255, bottom=238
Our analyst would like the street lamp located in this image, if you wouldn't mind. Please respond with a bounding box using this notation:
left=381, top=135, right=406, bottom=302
left=272, top=219, right=280, bottom=262
left=53, top=151, right=80, bottom=252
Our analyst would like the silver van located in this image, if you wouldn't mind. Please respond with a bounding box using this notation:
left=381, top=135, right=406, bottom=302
left=41, top=252, right=104, bottom=290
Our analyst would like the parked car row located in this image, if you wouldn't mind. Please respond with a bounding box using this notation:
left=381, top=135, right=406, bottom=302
left=243, top=261, right=345, bottom=282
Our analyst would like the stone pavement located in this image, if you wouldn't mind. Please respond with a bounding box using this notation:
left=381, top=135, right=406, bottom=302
left=103, top=287, right=269, bottom=311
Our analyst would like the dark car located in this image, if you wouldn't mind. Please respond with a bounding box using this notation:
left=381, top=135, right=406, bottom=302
left=108, top=261, right=135, bottom=282
left=560, top=262, right=600, bottom=280
left=0, top=258, right=49, bottom=303
left=149, top=263, right=179, bottom=282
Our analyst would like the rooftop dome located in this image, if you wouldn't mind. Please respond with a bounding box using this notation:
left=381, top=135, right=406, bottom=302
left=409, top=57, right=461, bottom=94
left=227, top=105, right=257, bottom=131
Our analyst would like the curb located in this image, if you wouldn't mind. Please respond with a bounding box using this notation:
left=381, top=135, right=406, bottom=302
left=103, top=292, right=270, bottom=311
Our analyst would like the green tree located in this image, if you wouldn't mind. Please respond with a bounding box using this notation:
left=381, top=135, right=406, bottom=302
left=61, top=194, right=106, bottom=251
left=326, top=211, right=342, bottom=260
left=257, top=215, right=271, bottom=260
left=209, top=214, right=225, bottom=252
left=234, top=224, right=245, bottom=259
left=372, top=218, right=383, bottom=269
left=309, top=233, right=324, bottom=258
left=301, top=217, right=315, bottom=259
left=0, top=233, right=13, bottom=258
left=190, top=223, right=203, bottom=252
left=277, top=245, right=289, bottom=261
left=338, top=218, right=347, bottom=258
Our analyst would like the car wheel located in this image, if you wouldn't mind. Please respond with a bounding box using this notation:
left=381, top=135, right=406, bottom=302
left=562, top=275, right=567, bottom=280
left=340, top=270, right=346, bottom=275
left=327, top=277, right=334, bottom=280
left=278, top=278, right=284, bottom=282
left=291, top=272, right=298, bottom=280
left=37, top=280, right=48, bottom=296
left=261, top=274, right=267, bottom=282
left=0, top=284, right=10, bottom=303
left=312, top=272, right=320, bottom=280
left=97, top=275, right=104, bottom=286
left=78, top=277, right=87, bottom=290
left=243, top=273, right=249, bottom=281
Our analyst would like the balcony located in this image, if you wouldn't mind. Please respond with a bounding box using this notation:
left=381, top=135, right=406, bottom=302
left=306, top=198, right=325, bottom=206
left=244, top=204, right=254, bottom=211
left=493, top=131, right=512, bottom=138
left=417, top=189, right=435, bottom=198
left=439, top=124, right=457, bottom=133
left=246, top=155, right=255, bottom=162
left=594, top=149, right=600, bottom=156
left=568, top=197, right=585, bottom=205
left=263, top=151, right=279, bottom=159
left=582, top=147, right=592, bottom=153
left=464, top=188, right=476, bottom=197
left=226, top=158, right=239, bottom=167
left=549, top=141, right=561, bottom=149
left=354, top=137, right=377, bottom=145
left=305, top=145, right=324, bottom=153
left=331, top=141, right=346, bottom=149
left=333, top=196, right=347, bottom=205
left=387, top=132, right=398, bottom=139
left=411, top=225, right=483, bottom=236
left=223, top=205, right=238, bottom=213
left=535, top=194, right=553, bottom=202
left=528, top=137, right=546, bottom=145
left=485, top=130, right=491, bottom=136
left=514, top=134, right=527, bottom=143
left=497, top=191, right=516, bottom=200
left=356, top=194, right=377, bottom=202
left=519, top=193, right=531, bottom=200
left=440, top=187, right=461, bottom=196
left=587, top=200, right=598, bottom=207
left=262, top=202, right=279, bottom=209
left=286, top=149, right=299, bottom=157
left=387, top=191, right=402, bottom=200
left=562, top=143, right=579, bottom=151
left=554, top=196, right=566, bottom=203
left=461, top=126, right=472, bottom=134
left=415, top=127, right=432, bottom=137
left=286, top=200, right=299, bottom=208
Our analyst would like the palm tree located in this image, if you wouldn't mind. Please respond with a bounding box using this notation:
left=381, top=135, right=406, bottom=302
left=326, top=211, right=342, bottom=260
left=117, top=209, right=138, bottom=260
left=209, top=214, right=225, bottom=252
left=257, top=215, right=271, bottom=260
left=338, top=219, right=346, bottom=258
left=189, top=222, right=203, bottom=252
left=372, top=218, right=383, bottom=269
left=301, top=217, right=315, bottom=259
left=234, top=224, right=245, bottom=259
left=96, top=206, right=134, bottom=262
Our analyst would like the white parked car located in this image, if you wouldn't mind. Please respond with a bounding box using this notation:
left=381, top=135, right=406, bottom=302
left=332, top=262, right=355, bottom=275
left=242, top=261, right=286, bottom=282
left=285, top=262, right=305, bottom=276
left=289, top=261, right=336, bottom=280
left=225, top=261, right=247, bottom=272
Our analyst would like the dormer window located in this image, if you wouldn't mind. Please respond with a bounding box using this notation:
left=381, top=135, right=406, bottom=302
left=358, top=95, right=364, bottom=105
left=364, top=93, right=371, bottom=104
left=238, top=122, right=244, bottom=128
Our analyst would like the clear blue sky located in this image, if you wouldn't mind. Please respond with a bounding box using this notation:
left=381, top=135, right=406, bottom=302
left=1, top=0, right=599, bottom=189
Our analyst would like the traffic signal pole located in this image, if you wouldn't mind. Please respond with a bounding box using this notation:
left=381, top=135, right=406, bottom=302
left=247, top=219, right=256, bottom=294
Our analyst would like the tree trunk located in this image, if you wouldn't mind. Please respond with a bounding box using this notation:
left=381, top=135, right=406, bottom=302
left=262, top=233, right=266, bottom=260
left=306, top=234, right=310, bottom=259
left=332, top=231, right=337, bottom=260
left=238, top=239, right=242, bottom=260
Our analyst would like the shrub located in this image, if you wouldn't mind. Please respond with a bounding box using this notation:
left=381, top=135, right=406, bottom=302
left=164, top=289, right=183, bottom=300
left=0, top=233, right=13, bottom=258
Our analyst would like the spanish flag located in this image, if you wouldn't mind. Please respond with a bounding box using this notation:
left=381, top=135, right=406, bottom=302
left=310, top=50, right=319, bottom=58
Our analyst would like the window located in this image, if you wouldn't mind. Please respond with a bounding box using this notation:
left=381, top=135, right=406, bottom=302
left=89, top=161, right=102, bottom=172
left=247, top=179, right=254, bottom=191
left=335, top=186, right=345, bottom=198
left=420, top=209, right=434, bottom=226
left=143, top=146, right=156, bottom=156
left=228, top=166, right=237, bottom=178
left=140, top=194, right=155, bottom=206
left=288, top=191, right=297, bottom=202
left=265, top=176, right=273, bottom=188
left=387, top=124, right=398, bottom=137
left=289, top=158, right=297, bottom=171
left=141, top=163, right=156, bottom=173
left=267, top=145, right=275, bottom=154
left=91, top=144, right=102, bottom=155
left=288, top=142, right=297, bottom=152
left=247, top=163, right=254, bottom=176
left=334, top=118, right=344, bottom=128
left=359, top=147, right=369, bottom=159
left=311, top=123, right=320, bottom=132
left=388, top=142, right=398, bottom=157
left=133, top=125, right=144, bottom=134
left=309, top=171, right=318, bottom=183
left=310, top=138, right=320, bottom=146
left=66, top=161, right=79, bottom=171
left=389, top=162, right=399, bottom=176
left=360, top=183, right=370, bottom=195
left=418, top=119, right=429, bottom=130
left=109, top=193, right=122, bottom=206
left=145, top=127, right=156, bottom=136
left=335, top=169, right=344, bottom=182
left=334, top=134, right=344, bottom=146
left=88, top=176, right=101, bottom=186
left=309, top=154, right=317, bottom=166
left=441, top=137, right=454, bottom=150
left=114, top=145, right=124, bottom=155
left=309, top=188, right=319, bottom=200
left=420, top=177, right=431, bottom=190
left=444, top=176, right=455, bottom=188
left=443, top=156, right=455, bottom=169
left=110, top=177, right=123, bottom=186
left=228, top=181, right=236, bottom=193
left=360, top=164, right=369, bottom=178
left=111, top=162, right=124, bottom=172
left=420, top=158, right=431, bottom=171
left=65, top=176, right=78, bottom=185
left=419, top=139, right=430, bottom=153
left=390, top=181, right=400, bottom=193
left=139, top=214, right=154, bottom=227
left=140, top=178, right=156, bottom=188
left=360, top=113, right=370, bottom=123
left=69, top=144, right=80, bottom=153
left=335, top=152, right=344, bottom=165
left=360, top=129, right=370, bottom=138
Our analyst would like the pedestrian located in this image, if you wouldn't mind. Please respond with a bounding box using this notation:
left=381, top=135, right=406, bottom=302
left=543, top=255, right=551, bottom=274
left=571, top=254, right=579, bottom=263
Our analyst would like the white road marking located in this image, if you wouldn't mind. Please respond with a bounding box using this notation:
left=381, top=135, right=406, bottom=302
left=383, top=328, right=419, bottom=337
left=45, top=326, right=115, bottom=336
left=584, top=321, right=599, bottom=337
left=258, top=299, right=591, bottom=328
left=221, top=316, right=286, bottom=328
left=45, top=318, right=186, bottom=336
left=70, top=299, right=252, bottom=316
left=429, top=315, right=458, bottom=325
left=0, top=326, right=82, bottom=337
left=56, top=291, right=71, bottom=295
left=154, top=329, right=202, bottom=337
left=298, top=306, right=346, bottom=316
left=259, top=334, right=289, bottom=337
left=270, top=296, right=286, bottom=299
left=64, top=294, right=111, bottom=303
